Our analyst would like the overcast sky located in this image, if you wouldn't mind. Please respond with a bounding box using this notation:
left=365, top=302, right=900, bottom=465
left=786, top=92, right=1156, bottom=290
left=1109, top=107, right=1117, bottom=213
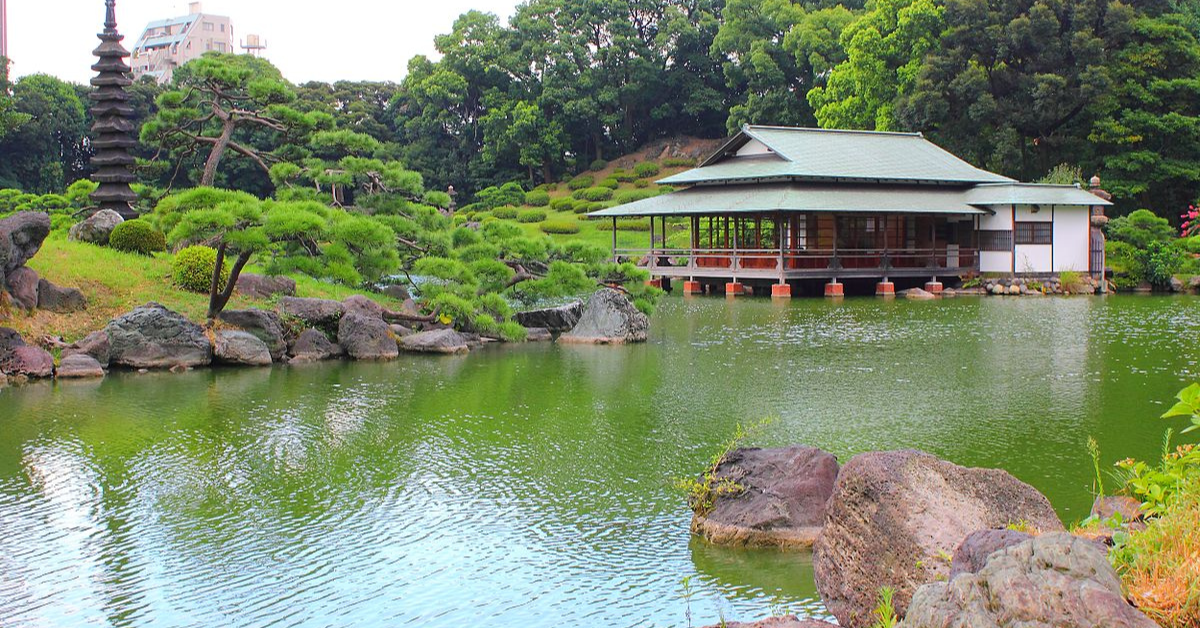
left=7, top=0, right=523, bottom=84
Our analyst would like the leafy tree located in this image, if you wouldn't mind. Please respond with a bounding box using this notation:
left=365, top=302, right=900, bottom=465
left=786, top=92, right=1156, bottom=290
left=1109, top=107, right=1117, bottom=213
left=0, top=74, right=88, bottom=192
left=0, top=57, right=31, bottom=142
left=1107, top=209, right=1179, bottom=248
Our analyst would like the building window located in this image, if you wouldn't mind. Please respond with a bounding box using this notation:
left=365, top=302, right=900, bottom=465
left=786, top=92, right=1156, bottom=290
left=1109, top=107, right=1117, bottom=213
left=204, top=22, right=214, bottom=31
left=220, top=24, right=226, bottom=32
left=979, top=230, right=1013, bottom=251
left=1014, top=222, right=1052, bottom=245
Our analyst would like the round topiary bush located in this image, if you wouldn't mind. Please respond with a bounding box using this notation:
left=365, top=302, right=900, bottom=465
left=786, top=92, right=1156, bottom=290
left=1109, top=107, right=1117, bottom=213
left=575, top=186, right=614, bottom=202
left=589, top=158, right=608, bottom=172
left=109, top=220, right=167, bottom=255
left=517, top=209, right=548, bottom=223
left=550, top=197, right=576, bottom=212
left=599, top=177, right=620, bottom=189
left=492, top=206, right=520, bottom=220
left=541, top=220, right=581, bottom=234
left=634, top=161, right=661, bottom=178
left=567, top=174, right=595, bottom=191
left=172, top=245, right=229, bottom=293
left=525, top=190, right=551, bottom=207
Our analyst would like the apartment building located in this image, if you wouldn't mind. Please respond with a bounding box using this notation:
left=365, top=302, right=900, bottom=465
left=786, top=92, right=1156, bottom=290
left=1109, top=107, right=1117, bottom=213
left=130, top=2, right=233, bottom=84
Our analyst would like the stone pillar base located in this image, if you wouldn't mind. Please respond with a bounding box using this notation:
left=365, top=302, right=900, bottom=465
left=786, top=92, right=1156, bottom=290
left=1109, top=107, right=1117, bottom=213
left=771, top=283, right=792, bottom=298
left=683, top=280, right=703, bottom=295
left=725, top=282, right=745, bottom=296
left=825, top=282, right=844, bottom=297
left=925, top=281, right=944, bottom=294
left=876, top=282, right=896, bottom=296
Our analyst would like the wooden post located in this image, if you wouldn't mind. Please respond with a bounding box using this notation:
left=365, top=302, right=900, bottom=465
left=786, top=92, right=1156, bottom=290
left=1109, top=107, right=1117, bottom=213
left=731, top=215, right=739, bottom=272
left=612, top=217, right=618, bottom=262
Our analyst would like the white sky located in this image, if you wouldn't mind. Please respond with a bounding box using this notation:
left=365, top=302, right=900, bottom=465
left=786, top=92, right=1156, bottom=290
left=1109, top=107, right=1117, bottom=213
left=7, top=0, right=523, bottom=84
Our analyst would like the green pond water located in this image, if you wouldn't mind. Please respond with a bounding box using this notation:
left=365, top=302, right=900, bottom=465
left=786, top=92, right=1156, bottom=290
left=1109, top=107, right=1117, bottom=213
left=0, top=294, right=1197, bottom=627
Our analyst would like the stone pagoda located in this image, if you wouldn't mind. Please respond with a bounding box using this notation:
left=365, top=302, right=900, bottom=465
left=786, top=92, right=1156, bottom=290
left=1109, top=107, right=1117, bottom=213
left=88, top=0, right=139, bottom=218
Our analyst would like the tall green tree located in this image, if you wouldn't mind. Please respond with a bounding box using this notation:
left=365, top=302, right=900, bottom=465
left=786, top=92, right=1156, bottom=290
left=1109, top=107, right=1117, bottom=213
left=0, top=57, right=31, bottom=143
left=0, top=74, right=88, bottom=192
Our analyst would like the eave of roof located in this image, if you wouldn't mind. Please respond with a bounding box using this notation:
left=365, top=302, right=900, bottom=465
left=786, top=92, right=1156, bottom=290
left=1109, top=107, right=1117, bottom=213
left=965, top=183, right=1112, bottom=207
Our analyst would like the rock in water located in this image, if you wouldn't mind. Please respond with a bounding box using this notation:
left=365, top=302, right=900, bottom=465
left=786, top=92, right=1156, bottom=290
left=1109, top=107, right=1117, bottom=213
left=948, top=529, right=1032, bottom=578
left=515, top=301, right=584, bottom=332
left=6, top=267, right=38, bottom=310
left=234, top=273, right=296, bottom=300
left=280, top=297, right=344, bottom=328
left=692, top=446, right=839, bottom=548
left=904, top=287, right=936, bottom=300
left=68, top=209, right=124, bottom=245
left=62, top=330, right=111, bottom=367
left=0, top=328, right=53, bottom=377
left=812, top=450, right=1063, bottom=628
left=105, top=303, right=212, bottom=369
left=213, top=330, right=273, bottom=366
left=219, top=309, right=287, bottom=362
left=337, top=313, right=398, bottom=360
left=525, top=327, right=553, bottom=342
left=900, top=533, right=1159, bottom=628
left=558, top=288, right=649, bottom=344
left=701, top=617, right=838, bottom=628
left=288, top=328, right=344, bottom=362
left=56, top=354, right=106, bottom=378
left=0, top=212, right=51, bottom=273
left=37, top=279, right=87, bottom=313
left=399, top=329, right=471, bottom=354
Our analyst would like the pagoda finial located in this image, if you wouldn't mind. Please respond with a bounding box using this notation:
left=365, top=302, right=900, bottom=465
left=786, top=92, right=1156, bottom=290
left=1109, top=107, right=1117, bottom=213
left=104, top=0, right=118, bottom=32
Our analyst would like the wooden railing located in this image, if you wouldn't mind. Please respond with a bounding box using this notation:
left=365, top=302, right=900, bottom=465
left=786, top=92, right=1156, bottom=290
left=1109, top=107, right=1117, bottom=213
left=616, top=247, right=980, bottom=277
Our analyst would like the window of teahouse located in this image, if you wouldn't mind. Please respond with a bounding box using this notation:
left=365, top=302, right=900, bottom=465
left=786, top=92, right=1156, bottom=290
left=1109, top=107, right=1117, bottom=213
left=1014, top=222, right=1052, bottom=245
left=979, top=230, right=1014, bottom=251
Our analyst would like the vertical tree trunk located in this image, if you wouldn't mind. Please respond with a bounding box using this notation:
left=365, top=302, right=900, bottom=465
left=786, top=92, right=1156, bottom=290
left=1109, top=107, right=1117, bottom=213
left=202, top=120, right=236, bottom=187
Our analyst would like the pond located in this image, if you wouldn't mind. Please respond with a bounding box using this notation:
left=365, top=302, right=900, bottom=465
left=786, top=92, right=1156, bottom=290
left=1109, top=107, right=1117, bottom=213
left=1, top=294, right=1197, bottom=627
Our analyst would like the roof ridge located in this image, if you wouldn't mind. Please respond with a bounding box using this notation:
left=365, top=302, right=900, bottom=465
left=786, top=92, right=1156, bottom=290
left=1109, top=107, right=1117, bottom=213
left=744, top=124, right=924, bottom=139
left=974, top=182, right=1083, bottom=189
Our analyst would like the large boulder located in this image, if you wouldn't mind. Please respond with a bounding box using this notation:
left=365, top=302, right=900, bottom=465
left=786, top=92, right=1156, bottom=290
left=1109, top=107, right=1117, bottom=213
left=213, top=330, right=273, bottom=366
left=515, top=301, right=584, bottom=333
left=399, top=328, right=471, bottom=355
left=62, top=330, right=111, bottom=367
left=219, top=309, right=287, bottom=361
left=692, top=446, right=839, bottom=548
left=558, top=288, right=649, bottom=344
left=813, top=450, right=1064, bottom=628
left=0, top=328, right=53, bottom=378
left=105, top=303, right=212, bottom=369
left=37, top=278, right=86, bottom=313
left=342, top=294, right=384, bottom=319
left=68, top=209, right=123, bottom=245
left=288, top=328, right=343, bottom=362
left=900, top=533, right=1159, bottom=628
left=948, top=529, right=1033, bottom=579
left=280, top=297, right=344, bottom=328
left=0, top=212, right=51, bottom=273
left=701, top=618, right=838, bottom=628
left=337, top=313, right=398, bottom=360
left=234, top=273, right=296, bottom=300
left=6, top=266, right=39, bottom=310
left=56, top=354, right=105, bottom=379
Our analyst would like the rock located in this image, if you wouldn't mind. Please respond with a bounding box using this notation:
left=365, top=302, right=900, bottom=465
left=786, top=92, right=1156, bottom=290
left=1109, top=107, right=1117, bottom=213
left=904, top=287, right=935, bottom=300
left=388, top=324, right=413, bottom=338
left=1008, top=284, right=1022, bottom=295
left=62, top=330, right=111, bottom=367
left=219, top=309, right=287, bottom=361
left=0, top=344, right=54, bottom=378
left=515, top=301, right=585, bottom=333
left=280, top=297, right=344, bottom=328
left=234, top=273, right=296, bottom=299
left=68, top=209, right=123, bottom=245
left=558, top=288, right=649, bottom=344
left=525, top=327, right=553, bottom=342
left=342, top=294, right=384, bottom=319
left=948, top=529, right=1032, bottom=579
left=337, top=313, right=398, bottom=360
left=700, top=617, right=838, bottom=628
left=399, top=328, right=471, bottom=354
left=1189, top=276, right=1200, bottom=294
left=900, top=533, right=1159, bottom=628
left=1168, top=276, right=1185, bottom=293
left=382, top=284, right=411, bottom=301
left=288, top=328, right=343, bottom=362
left=56, top=354, right=105, bottom=378
left=0, top=212, right=51, bottom=273
left=1091, top=495, right=1144, bottom=522
left=990, top=283, right=1006, bottom=295
left=941, top=288, right=957, bottom=297
left=692, top=446, right=839, bottom=548
left=213, top=330, right=273, bottom=366
left=105, top=302, right=212, bottom=369
left=812, top=450, right=1064, bottom=628
left=6, top=266, right=38, bottom=310
left=37, top=278, right=86, bottom=313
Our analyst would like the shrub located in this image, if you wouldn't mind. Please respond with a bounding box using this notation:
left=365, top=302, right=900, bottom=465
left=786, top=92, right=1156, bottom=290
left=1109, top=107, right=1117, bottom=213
left=540, top=220, right=581, bottom=234
left=1111, top=479, right=1199, bottom=628
left=172, top=245, right=229, bottom=293
left=1107, top=209, right=1176, bottom=248
left=633, top=161, right=661, bottom=178
left=524, top=190, right=551, bottom=207
left=596, top=219, right=651, bottom=232
left=50, top=215, right=76, bottom=231
left=109, top=220, right=167, bottom=254
left=550, top=197, right=576, bottom=212
left=573, top=201, right=593, bottom=214
left=517, top=209, right=547, bottom=223
left=491, top=206, right=519, bottom=220
left=476, top=182, right=525, bottom=209
left=589, top=158, right=608, bottom=171
left=567, top=174, right=594, bottom=190
left=575, top=186, right=614, bottom=202
left=613, top=169, right=637, bottom=183
left=614, top=189, right=660, bottom=204
left=663, top=157, right=697, bottom=168
left=634, top=179, right=650, bottom=188
left=599, top=177, right=620, bottom=189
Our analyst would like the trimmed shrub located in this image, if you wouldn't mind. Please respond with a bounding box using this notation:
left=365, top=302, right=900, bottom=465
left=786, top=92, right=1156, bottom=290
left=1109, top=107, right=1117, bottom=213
left=50, top=215, right=76, bottom=231
left=663, top=157, right=697, bottom=168
left=634, top=179, right=651, bottom=188
left=634, top=161, right=661, bottom=178
left=525, top=190, right=551, bottom=207
left=517, top=209, right=548, bottom=223
left=541, top=220, right=581, bottom=234
left=599, top=177, right=620, bottom=189
left=573, top=201, right=593, bottom=214
left=492, top=206, right=520, bottom=220
left=614, top=189, right=660, bottom=204
left=544, top=183, right=559, bottom=192
left=574, top=186, right=614, bottom=202
left=477, top=182, right=526, bottom=209
left=612, top=169, right=636, bottom=182
left=550, top=197, right=576, bottom=212
left=589, top=158, right=608, bottom=172
left=172, top=245, right=229, bottom=293
left=567, top=174, right=595, bottom=190
left=596, top=219, right=651, bottom=232
left=109, top=220, right=167, bottom=255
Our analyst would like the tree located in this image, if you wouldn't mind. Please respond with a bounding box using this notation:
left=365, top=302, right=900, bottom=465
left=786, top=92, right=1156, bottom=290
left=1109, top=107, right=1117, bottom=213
left=0, top=74, right=88, bottom=192
left=141, top=53, right=315, bottom=190
left=0, top=57, right=31, bottom=143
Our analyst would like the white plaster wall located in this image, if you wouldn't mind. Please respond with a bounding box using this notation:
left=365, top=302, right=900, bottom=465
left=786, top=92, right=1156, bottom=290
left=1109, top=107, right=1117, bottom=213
left=981, top=251, right=1013, bottom=273
left=979, top=208, right=1013, bottom=230
left=1015, top=205, right=1053, bottom=222
left=1053, top=206, right=1091, bottom=272
left=1015, top=245, right=1053, bottom=273
left=736, top=139, right=772, bottom=156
